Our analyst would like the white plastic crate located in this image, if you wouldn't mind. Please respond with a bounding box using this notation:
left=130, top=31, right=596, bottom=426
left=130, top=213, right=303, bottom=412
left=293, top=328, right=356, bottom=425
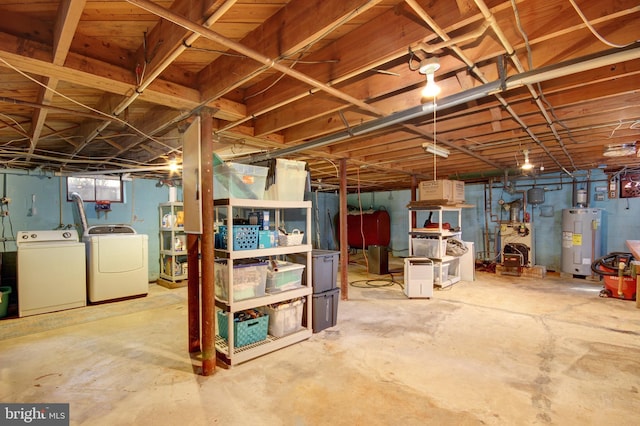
left=261, top=299, right=305, bottom=337
left=264, top=158, right=307, bottom=201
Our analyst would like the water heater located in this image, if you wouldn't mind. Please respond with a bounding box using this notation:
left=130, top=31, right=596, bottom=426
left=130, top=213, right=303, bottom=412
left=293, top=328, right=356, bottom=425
left=561, top=208, right=602, bottom=276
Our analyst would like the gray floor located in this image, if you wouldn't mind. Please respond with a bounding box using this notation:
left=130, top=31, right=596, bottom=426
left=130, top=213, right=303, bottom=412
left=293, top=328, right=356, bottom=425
left=1, top=259, right=639, bottom=425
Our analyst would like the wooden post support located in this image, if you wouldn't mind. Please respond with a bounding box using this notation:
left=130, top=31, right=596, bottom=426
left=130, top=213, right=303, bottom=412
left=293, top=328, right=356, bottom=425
left=339, top=158, right=348, bottom=301
left=187, top=233, right=200, bottom=353
left=200, top=111, right=216, bottom=375
left=411, top=175, right=417, bottom=229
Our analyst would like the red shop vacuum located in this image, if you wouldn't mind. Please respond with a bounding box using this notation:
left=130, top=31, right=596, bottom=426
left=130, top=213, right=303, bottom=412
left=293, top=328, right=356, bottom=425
left=590, top=252, right=637, bottom=300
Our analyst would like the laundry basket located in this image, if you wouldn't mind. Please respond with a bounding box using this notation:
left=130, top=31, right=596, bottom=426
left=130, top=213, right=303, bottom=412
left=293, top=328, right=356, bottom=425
left=0, top=286, right=12, bottom=318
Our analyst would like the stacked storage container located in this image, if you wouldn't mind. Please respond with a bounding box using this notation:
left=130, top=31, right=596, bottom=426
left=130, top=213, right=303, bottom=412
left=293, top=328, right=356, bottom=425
left=289, top=250, right=340, bottom=333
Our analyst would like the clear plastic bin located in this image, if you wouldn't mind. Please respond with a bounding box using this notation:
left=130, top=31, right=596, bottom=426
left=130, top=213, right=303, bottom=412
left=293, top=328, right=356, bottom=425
left=215, top=260, right=268, bottom=301
left=214, top=162, right=268, bottom=199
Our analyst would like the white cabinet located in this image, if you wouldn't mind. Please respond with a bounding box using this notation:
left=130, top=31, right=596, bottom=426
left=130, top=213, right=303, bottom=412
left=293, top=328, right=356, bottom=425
left=213, top=198, right=313, bottom=366
left=408, top=204, right=462, bottom=288
left=159, top=202, right=187, bottom=283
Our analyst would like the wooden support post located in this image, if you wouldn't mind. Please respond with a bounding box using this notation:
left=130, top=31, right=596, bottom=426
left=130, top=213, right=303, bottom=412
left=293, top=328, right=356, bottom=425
left=339, top=158, right=348, bottom=301
left=411, top=175, right=418, bottom=229
left=200, top=111, right=215, bottom=375
left=187, top=233, right=200, bottom=353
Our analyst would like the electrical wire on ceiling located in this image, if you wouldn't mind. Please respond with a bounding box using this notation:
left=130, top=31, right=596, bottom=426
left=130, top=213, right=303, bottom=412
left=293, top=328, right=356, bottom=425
left=0, top=55, right=172, bottom=151
left=511, top=0, right=580, bottom=146
left=568, top=0, right=640, bottom=48
left=244, top=0, right=374, bottom=101
left=1, top=146, right=154, bottom=166
left=609, top=119, right=640, bottom=138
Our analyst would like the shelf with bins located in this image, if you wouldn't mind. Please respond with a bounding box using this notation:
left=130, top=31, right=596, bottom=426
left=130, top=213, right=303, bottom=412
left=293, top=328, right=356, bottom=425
left=408, top=204, right=462, bottom=288
left=213, top=198, right=313, bottom=366
left=159, top=202, right=187, bottom=283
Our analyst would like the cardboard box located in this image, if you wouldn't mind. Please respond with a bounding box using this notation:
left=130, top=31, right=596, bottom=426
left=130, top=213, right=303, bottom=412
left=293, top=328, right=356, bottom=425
left=418, top=179, right=465, bottom=203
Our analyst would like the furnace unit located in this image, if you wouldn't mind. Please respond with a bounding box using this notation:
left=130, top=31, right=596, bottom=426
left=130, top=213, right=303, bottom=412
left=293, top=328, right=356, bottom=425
left=500, top=223, right=534, bottom=267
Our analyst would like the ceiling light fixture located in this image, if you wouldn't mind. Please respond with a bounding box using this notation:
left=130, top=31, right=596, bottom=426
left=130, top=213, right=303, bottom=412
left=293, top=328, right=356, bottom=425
left=419, top=57, right=441, bottom=99
left=602, top=143, right=637, bottom=157
left=422, top=142, right=450, bottom=158
left=521, top=149, right=533, bottom=170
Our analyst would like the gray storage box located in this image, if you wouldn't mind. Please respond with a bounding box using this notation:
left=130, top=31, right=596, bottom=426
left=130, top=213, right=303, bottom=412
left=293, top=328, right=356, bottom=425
left=288, top=250, right=339, bottom=293
left=310, top=288, right=339, bottom=333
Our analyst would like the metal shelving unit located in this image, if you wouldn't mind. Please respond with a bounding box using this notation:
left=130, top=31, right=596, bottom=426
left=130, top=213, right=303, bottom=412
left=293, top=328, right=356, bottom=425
left=213, top=198, right=313, bottom=366
left=408, top=204, right=462, bottom=288
left=159, top=202, right=187, bottom=283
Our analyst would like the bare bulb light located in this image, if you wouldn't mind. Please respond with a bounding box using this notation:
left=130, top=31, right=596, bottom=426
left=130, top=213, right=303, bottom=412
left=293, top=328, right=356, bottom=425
left=421, top=73, right=441, bottom=98
left=418, top=57, right=441, bottom=100
left=521, top=149, right=533, bottom=170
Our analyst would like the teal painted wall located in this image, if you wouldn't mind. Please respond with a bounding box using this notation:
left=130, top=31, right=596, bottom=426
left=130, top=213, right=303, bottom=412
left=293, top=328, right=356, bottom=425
left=0, top=169, right=172, bottom=281
left=347, top=169, right=640, bottom=272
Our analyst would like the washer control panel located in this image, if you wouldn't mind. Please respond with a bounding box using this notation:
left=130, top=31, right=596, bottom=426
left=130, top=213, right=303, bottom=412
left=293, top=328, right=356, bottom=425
left=16, top=229, right=80, bottom=245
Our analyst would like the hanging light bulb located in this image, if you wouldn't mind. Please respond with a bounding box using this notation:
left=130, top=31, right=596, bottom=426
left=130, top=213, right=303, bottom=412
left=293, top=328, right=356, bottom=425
left=419, top=58, right=441, bottom=99
left=521, top=149, right=533, bottom=170
left=421, top=72, right=441, bottom=98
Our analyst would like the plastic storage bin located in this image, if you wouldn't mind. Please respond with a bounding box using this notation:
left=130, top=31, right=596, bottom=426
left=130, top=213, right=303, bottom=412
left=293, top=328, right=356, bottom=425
left=311, top=288, right=339, bottom=333
left=217, top=310, right=269, bottom=347
left=215, top=259, right=268, bottom=301
left=434, top=262, right=450, bottom=284
left=217, top=225, right=260, bottom=250
left=0, top=286, right=11, bottom=318
left=261, top=299, right=305, bottom=337
left=214, top=162, right=268, bottom=200
left=264, top=158, right=307, bottom=201
left=266, top=262, right=305, bottom=293
left=288, top=250, right=339, bottom=293
left=412, top=238, right=446, bottom=258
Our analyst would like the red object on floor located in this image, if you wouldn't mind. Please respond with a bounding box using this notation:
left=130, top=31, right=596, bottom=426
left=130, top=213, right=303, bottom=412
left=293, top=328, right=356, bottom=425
left=602, top=273, right=637, bottom=300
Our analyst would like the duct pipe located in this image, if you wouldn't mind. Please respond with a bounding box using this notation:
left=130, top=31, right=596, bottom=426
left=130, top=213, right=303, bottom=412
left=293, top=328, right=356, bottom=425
left=127, top=0, right=382, bottom=117
left=242, top=43, right=640, bottom=164
left=70, top=192, right=89, bottom=237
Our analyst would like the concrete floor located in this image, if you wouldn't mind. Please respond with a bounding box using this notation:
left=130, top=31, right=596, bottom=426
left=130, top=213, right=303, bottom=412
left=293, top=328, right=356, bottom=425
left=1, top=257, right=639, bottom=425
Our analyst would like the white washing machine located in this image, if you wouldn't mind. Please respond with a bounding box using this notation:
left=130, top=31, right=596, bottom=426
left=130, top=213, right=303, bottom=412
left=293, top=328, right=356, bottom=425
left=17, top=229, right=86, bottom=317
left=83, top=225, right=149, bottom=303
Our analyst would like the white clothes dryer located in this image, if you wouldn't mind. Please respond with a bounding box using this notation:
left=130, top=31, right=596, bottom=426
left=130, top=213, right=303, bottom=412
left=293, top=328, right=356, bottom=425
left=83, top=225, right=148, bottom=303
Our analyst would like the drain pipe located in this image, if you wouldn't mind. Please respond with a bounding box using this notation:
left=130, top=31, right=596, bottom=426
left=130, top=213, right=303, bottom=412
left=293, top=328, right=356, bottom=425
left=70, top=192, right=89, bottom=237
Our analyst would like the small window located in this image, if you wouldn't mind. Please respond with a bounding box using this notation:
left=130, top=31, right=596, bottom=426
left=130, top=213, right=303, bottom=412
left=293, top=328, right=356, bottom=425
left=67, top=176, right=123, bottom=202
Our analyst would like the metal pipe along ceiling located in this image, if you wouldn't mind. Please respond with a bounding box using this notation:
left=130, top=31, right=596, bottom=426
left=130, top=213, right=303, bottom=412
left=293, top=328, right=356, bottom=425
left=472, top=0, right=577, bottom=172
left=406, top=0, right=575, bottom=175
left=243, top=43, right=640, bottom=164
